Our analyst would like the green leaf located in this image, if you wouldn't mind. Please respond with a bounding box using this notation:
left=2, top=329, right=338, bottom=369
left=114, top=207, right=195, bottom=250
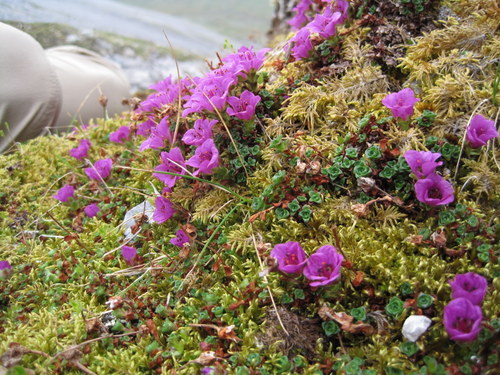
left=438, top=211, right=455, bottom=226
left=400, top=341, right=419, bottom=357
left=275, top=207, right=290, bottom=220
left=417, top=293, right=433, bottom=309
left=272, top=170, right=286, bottom=185
left=288, top=199, right=301, bottom=213
left=346, top=147, right=358, bottom=158
left=379, top=166, right=396, bottom=179
left=365, top=145, right=382, bottom=159
left=299, top=205, right=312, bottom=222
left=293, top=289, right=305, bottom=299
left=308, top=191, right=322, bottom=204
left=385, top=297, right=404, bottom=318
left=350, top=306, right=366, bottom=321
left=7, top=367, right=29, bottom=375
left=251, top=197, right=265, bottom=211
left=322, top=320, right=340, bottom=336
left=400, top=282, right=414, bottom=296
left=354, top=163, right=372, bottom=178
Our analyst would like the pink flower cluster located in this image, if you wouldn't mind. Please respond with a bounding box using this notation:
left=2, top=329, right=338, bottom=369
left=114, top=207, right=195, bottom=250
left=404, top=150, right=454, bottom=206
left=285, top=0, right=349, bottom=60
left=127, top=46, right=268, bottom=251
left=182, top=46, right=265, bottom=118
left=444, top=272, right=487, bottom=342
left=271, top=241, right=344, bottom=287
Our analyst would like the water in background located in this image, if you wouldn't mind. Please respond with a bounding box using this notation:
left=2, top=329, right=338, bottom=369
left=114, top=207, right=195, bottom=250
left=0, top=0, right=273, bottom=90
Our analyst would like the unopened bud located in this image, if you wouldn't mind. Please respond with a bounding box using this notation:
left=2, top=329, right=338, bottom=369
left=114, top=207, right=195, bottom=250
left=98, top=95, right=108, bottom=108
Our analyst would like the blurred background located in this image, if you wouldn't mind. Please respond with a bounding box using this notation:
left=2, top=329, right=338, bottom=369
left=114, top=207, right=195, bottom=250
left=0, top=0, right=274, bottom=91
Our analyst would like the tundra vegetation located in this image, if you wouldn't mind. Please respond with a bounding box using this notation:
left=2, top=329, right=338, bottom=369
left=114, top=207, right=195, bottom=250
left=0, top=0, right=498, bottom=374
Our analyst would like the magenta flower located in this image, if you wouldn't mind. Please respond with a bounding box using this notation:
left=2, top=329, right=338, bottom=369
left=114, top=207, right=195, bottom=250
left=286, top=28, right=313, bottom=60
left=382, top=88, right=420, bottom=121
left=288, top=0, right=313, bottom=30
left=329, top=0, right=350, bottom=22
left=303, top=245, right=344, bottom=287
left=182, top=76, right=233, bottom=117
left=69, top=139, right=91, bottom=160
left=121, top=245, right=137, bottom=265
left=270, top=241, right=307, bottom=274
left=53, top=185, right=75, bottom=202
left=136, top=118, right=156, bottom=137
left=170, top=229, right=190, bottom=248
left=109, top=126, right=131, bottom=143
left=226, top=90, right=261, bottom=120
left=0, top=260, right=12, bottom=278
left=443, top=298, right=482, bottom=342
left=153, top=196, right=174, bottom=224
left=85, top=158, right=113, bottom=180
left=153, top=147, right=186, bottom=188
left=182, top=119, right=217, bottom=146
left=307, top=7, right=342, bottom=38
left=223, top=46, right=269, bottom=74
left=466, top=114, right=498, bottom=148
left=414, top=173, right=454, bottom=206
left=404, top=150, right=443, bottom=179
left=450, top=272, right=488, bottom=306
left=84, top=203, right=100, bottom=218
left=140, top=117, right=172, bottom=151
left=186, top=138, right=220, bottom=175
left=201, top=367, right=215, bottom=375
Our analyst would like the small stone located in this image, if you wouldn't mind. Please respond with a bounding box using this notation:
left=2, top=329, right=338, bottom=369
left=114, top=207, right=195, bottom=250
left=357, top=177, right=376, bottom=193
left=402, top=315, right=432, bottom=342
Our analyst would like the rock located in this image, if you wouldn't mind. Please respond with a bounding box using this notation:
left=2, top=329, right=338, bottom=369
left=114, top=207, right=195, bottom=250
left=402, top=315, right=432, bottom=342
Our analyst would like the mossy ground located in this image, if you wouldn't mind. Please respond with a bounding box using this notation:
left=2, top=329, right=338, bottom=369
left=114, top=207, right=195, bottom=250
left=1, top=1, right=499, bottom=374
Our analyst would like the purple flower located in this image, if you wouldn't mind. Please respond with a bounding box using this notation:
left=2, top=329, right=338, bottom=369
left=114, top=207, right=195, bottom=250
left=182, top=119, right=217, bottom=146
left=307, top=7, right=342, bottom=38
left=404, top=150, right=443, bottom=179
left=85, top=158, right=113, bottom=180
left=0, top=260, right=12, bottom=278
left=138, top=76, right=189, bottom=115
left=382, top=88, right=420, bottom=121
left=286, top=28, right=313, bottom=60
left=450, top=272, right=488, bottom=306
left=121, top=245, right=137, bottom=264
left=53, top=185, right=75, bottom=202
left=226, top=90, right=261, bottom=120
left=201, top=367, right=215, bottom=375
left=109, top=126, right=131, bottom=143
left=443, top=298, right=482, bottom=342
left=330, top=0, right=350, bottom=22
left=84, top=203, right=100, bottom=218
left=153, top=196, right=174, bottom=224
left=69, top=139, right=91, bottom=160
left=223, top=46, right=269, bottom=74
left=270, top=241, right=307, bottom=273
left=171, top=229, right=190, bottom=248
left=303, top=245, right=344, bottom=287
left=136, top=118, right=156, bottom=137
left=140, top=117, right=172, bottom=151
left=186, top=138, right=220, bottom=175
left=153, top=147, right=186, bottom=188
left=182, top=76, right=233, bottom=117
left=288, top=0, right=314, bottom=30
left=414, top=173, right=454, bottom=206
left=466, top=114, right=498, bottom=148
